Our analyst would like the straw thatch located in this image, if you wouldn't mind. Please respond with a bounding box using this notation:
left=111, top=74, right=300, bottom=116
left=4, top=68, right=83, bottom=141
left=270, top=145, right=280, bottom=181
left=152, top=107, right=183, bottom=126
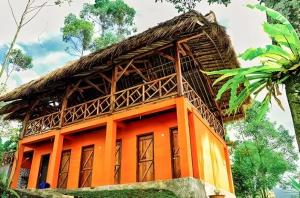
left=0, top=10, right=241, bottom=120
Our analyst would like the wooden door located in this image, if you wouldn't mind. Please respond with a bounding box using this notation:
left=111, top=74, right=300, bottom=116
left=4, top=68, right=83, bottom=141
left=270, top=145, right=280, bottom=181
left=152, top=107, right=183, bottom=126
left=137, top=134, right=154, bottom=182
left=79, top=145, right=94, bottom=188
left=114, top=140, right=122, bottom=184
left=57, top=150, right=71, bottom=188
left=170, top=128, right=181, bottom=178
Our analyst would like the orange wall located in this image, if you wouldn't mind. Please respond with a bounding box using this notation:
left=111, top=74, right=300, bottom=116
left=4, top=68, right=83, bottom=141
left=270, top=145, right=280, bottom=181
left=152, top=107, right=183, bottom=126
left=190, top=110, right=232, bottom=192
left=117, top=112, right=177, bottom=183
left=16, top=98, right=234, bottom=193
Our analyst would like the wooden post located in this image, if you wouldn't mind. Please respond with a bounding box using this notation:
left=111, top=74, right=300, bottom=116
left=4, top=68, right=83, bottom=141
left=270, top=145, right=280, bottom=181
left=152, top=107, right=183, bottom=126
left=103, top=119, right=117, bottom=184
left=20, top=113, right=30, bottom=139
left=59, top=86, right=70, bottom=128
left=110, top=66, right=118, bottom=111
left=175, top=42, right=184, bottom=96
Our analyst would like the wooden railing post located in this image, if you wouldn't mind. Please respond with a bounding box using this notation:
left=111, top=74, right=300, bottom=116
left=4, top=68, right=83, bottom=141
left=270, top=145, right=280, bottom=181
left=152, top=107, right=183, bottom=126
left=59, top=86, right=70, bottom=128
left=175, top=42, right=183, bottom=96
left=110, top=66, right=118, bottom=112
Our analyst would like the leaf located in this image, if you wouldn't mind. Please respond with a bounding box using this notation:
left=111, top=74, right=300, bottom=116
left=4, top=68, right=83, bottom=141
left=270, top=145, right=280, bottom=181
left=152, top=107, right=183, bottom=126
left=257, top=93, right=271, bottom=121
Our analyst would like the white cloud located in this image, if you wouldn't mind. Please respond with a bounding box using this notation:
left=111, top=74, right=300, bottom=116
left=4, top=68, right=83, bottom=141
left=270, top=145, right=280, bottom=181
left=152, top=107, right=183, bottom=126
left=32, top=51, right=70, bottom=68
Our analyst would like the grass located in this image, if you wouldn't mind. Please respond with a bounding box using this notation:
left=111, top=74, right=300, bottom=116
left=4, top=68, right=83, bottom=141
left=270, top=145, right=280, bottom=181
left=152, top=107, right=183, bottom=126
left=60, top=188, right=179, bottom=198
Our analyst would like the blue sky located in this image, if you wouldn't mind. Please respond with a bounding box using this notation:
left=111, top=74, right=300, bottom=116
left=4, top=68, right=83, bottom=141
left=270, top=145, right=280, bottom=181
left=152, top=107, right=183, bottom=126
left=0, top=0, right=298, bottom=154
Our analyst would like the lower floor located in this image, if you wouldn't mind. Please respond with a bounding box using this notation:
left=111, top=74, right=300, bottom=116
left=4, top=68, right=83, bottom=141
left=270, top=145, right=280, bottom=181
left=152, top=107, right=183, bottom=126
left=10, top=97, right=234, bottom=193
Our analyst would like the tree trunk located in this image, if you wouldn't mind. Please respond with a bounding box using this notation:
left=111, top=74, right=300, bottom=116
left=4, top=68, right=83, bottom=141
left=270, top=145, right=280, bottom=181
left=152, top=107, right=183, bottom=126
left=285, top=73, right=300, bottom=152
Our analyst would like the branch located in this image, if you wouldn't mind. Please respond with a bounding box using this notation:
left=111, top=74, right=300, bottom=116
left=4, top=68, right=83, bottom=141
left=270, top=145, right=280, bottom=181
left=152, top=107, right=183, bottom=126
left=22, top=2, right=47, bottom=27
left=7, top=0, right=18, bottom=26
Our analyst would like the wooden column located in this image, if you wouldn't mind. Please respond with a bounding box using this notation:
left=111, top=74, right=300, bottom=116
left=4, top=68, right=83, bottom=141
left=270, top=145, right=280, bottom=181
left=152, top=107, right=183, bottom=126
left=59, top=86, right=70, bottom=128
left=110, top=67, right=118, bottom=111
left=10, top=143, right=25, bottom=188
left=175, top=97, right=193, bottom=177
left=175, top=42, right=184, bottom=96
left=103, top=119, right=117, bottom=184
left=20, top=113, right=30, bottom=139
left=46, top=133, right=64, bottom=188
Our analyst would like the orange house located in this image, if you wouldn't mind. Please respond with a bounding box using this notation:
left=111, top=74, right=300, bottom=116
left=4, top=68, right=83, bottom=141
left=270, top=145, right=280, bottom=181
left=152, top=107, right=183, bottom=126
left=0, top=11, right=242, bottom=196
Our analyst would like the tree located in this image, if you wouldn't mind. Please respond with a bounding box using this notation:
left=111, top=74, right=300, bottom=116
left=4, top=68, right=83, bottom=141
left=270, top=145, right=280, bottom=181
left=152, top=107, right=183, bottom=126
left=0, top=0, right=71, bottom=80
left=204, top=4, right=300, bottom=152
left=230, top=102, right=298, bottom=197
left=61, top=0, right=136, bottom=56
left=155, top=0, right=230, bottom=12
left=62, top=14, right=94, bottom=56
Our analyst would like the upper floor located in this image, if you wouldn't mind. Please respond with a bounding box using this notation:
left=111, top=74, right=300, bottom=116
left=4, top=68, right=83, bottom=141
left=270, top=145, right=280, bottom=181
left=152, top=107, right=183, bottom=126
left=0, top=11, right=243, bottom=140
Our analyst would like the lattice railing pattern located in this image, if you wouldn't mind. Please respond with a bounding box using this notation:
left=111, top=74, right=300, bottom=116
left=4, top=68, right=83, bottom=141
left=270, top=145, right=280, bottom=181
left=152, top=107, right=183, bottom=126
left=24, top=111, right=61, bottom=137
left=114, top=74, right=177, bottom=110
left=64, top=95, right=111, bottom=125
left=182, top=77, right=225, bottom=138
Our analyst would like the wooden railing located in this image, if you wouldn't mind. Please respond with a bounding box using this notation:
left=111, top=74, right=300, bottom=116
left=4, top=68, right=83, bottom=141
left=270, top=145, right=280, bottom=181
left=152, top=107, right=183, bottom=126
left=182, top=77, right=225, bottom=138
left=113, top=74, right=177, bottom=110
left=25, top=111, right=61, bottom=137
left=24, top=74, right=178, bottom=137
left=64, top=94, right=111, bottom=125
left=23, top=75, right=225, bottom=139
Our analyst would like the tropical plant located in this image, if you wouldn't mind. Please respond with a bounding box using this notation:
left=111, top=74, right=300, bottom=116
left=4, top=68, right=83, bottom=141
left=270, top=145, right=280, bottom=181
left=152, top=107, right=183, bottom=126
left=291, top=177, right=300, bottom=191
left=0, top=172, right=20, bottom=198
left=230, top=102, right=298, bottom=197
left=204, top=4, right=300, bottom=151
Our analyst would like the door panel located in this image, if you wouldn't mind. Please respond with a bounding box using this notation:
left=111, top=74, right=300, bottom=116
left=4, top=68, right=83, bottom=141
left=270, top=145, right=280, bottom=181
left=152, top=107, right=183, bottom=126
left=114, top=140, right=122, bottom=184
left=170, top=128, right=181, bottom=178
left=57, top=150, right=71, bottom=188
left=79, top=145, right=94, bottom=188
left=137, top=134, right=154, bottom=182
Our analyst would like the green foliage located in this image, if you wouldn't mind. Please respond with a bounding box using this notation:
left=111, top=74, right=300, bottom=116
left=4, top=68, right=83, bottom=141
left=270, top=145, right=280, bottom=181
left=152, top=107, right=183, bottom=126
left=230, top=102, right=298, bottom=197
left=0, top=172, right=20, bottom=198
left=7, top=49, right=33, bottom=71
left=291, top=177, right=300, bottom=191
left=62, top=13, right=94, bottom=56
left=155, top=0, right=231, bottom=12
left=61, top=0, right=136, bottom=56
left=204, top=4, right=300, bottom=119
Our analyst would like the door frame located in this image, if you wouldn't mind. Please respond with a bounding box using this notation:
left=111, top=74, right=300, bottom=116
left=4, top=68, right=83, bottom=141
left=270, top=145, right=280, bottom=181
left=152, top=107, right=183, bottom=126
left=136, top=132, right=155, bottom=182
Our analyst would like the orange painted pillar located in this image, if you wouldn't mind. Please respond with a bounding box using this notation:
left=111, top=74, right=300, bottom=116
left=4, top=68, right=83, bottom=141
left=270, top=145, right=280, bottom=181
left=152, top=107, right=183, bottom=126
left=46, top=133, right=64, bottom=188
left=176, top=97, right=193, bottom=177
left=188, top=112, right=200, bottom=179
left=224, top=146, right=234, bottom=193
left=103, top=119, right=117, bottom=184
left=10, top=143, right=25, bottom=188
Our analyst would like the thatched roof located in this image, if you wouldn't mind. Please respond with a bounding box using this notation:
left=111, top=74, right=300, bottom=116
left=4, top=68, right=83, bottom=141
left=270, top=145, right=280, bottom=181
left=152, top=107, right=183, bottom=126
left=0, top=10, right=242, bottom=120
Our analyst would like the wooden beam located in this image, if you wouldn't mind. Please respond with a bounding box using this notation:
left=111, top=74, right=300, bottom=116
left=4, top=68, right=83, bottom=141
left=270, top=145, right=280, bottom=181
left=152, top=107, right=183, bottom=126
left=67, top=80, right=82, bottom=98
left=158, top=52, right=175, bottom=62
left=131, top=63, right=149, bottom=82
left=116, top=59, right=134, bottom=82
left=175, top=42, right=183, bottom=96
left=84, top=79, right=105, bottom=95
left=60, top=85, right=70, bottom=128
left=99, top=73, right=111, bottom=84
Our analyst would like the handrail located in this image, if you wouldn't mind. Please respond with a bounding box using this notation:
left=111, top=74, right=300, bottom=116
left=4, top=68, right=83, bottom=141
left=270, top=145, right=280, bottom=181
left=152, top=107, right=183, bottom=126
left=182, top=77, right=225, bottom=138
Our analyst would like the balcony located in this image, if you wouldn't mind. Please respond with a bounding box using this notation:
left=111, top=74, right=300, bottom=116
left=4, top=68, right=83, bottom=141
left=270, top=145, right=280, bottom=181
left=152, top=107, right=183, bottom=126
left=24, top=74, right=224, bottom=139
